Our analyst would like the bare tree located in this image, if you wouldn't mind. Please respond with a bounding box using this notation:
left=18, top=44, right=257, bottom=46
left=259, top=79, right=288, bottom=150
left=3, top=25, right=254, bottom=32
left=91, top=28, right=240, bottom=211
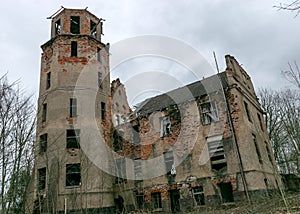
left=0, top=74, right=35, bottom=213
left=259, top=88, right=300, bottom=174
left=275, top=0, right=300, bottom=16
left=282, top=61, right=300, bottom=88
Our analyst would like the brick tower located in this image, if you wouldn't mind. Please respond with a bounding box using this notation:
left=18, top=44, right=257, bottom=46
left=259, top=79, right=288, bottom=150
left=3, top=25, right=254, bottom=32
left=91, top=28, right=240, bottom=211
left=28, top=8, right=115, bottom=213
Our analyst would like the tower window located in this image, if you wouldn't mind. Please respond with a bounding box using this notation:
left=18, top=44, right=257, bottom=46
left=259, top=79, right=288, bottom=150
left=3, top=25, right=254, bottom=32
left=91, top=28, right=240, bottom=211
left=97, top=48, right=101, bottom=62
left=90, top=20, right=97, bottom=37
left=114, top=158, right=127, bottom=183
left=70, top=98, right=77, bottom=118
left=101, top=102, right=106, bottom=120
left=66, top=163, right=81, bottom=187
left=42, top=103, right=47, bottom=122
left=98, top=72, right=102, bottom=88
left=39, top=133, right=48, bottom=153
left=136, top=193, right=144, bottom=210
left=70, top=16, right=80, bottom=34
left=244, top=101, right=252, bottom=122
left=134, top=159, right=142, bottom=181
left=252, top=134, right=262, bottom=164
left=46, top=72, right=51, bottom=89
left=66, top=129, right=80, bottom=149
left=55, top=19, right=61, bottom=35
left=71, top=41, right=77, bottom=57
left=201, top=101, right=219, bottom=125
left=38, top=168, right=46, bottom=191
left=132, top=125, right=140, bottom=143
left=265, top=141, right=273, bottom=165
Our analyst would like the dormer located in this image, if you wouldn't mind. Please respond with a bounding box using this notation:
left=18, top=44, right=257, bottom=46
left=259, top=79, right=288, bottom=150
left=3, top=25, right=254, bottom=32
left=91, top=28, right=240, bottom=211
left=49, top=7, right=104, bottom=41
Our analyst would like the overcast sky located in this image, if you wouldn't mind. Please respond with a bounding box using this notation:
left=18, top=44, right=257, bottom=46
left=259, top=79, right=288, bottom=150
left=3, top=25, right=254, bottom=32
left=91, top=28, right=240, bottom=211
left=0, top=0, right=299, bottom=105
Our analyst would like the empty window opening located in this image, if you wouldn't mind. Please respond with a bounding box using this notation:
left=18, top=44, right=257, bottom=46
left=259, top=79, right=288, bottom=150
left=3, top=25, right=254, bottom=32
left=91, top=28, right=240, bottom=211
left=71, top=41, right=77, bottom=57
left=136, top=193, right=144, bottom=210
left=201, top=101, right=219, bottom=125
left=70, top=98, right=77, bottom=118
left=38, top=167, right=46, bottom=191
left=115, top=158, right=127, bottom=184
left=42, top=103, right=47, bottom=122
left=265, top=141, right=273, bottom=165
left=101, top=102, right=106, bottom=120
left=208, top=139, right=227, bottom=170
left=134, top=159, right=142, bottom=180
left=97, top=47, right=101, bottom=62
left=39, top=133, right=48, bottom=153
left=218, top=182, right=234, bottom=203
left=55, top=19, right=61, bottom=35
left=160, top=116, right=171, bottom=137
left=46, top=72, right=51, bottom=89
left=132, top=125, right=140, bottom=143
left=113, top=129, right=123, bottom=151
left=66, top=163, right=81, bottom=187
left=70, top=16, right=80, bottom=34
left=257, top=113, right=264, bottom=131
left=253, top=134, right=262, bottom=164
left=192, top=186, right=205, bottom=205
left=66, top=129, right=80, bottom=149
left=90, top=20, right=97, bottom=37
left=98, top=72, right=102, bottom=88
left=244, top=101, right=252, bottom=122
left=169, top=190, right=180, bottom=213
left=151, top=192, right=162, bottom=209
left=164, top=151, right=175, bottom=175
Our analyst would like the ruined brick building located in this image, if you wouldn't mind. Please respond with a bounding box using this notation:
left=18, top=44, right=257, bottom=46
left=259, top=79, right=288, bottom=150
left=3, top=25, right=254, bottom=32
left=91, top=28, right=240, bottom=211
left=26, top=7, right=282, bottom=214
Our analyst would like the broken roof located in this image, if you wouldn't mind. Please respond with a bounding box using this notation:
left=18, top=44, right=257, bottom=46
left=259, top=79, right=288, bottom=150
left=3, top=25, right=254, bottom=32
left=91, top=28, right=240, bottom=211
left=134, top=72, right=228, bottom=116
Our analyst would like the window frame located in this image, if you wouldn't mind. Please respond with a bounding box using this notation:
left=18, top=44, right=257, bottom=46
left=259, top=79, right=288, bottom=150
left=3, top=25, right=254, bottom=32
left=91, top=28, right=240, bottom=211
left=151, top=192, right=162, bottom=209
left=66, top=163, right=81, bottom=187
left=252, top=134, right=262, bottom=164
left=244, top=101, right=252, bottom=122
left=90, top=20, right=97, bottom=38
left=42, top=103, right=47, bottom=122
left=207, top=139, right=227, bottom=170
left=38, top=167, right=46, bottom=191
left=101, top=102, right=106, bottom=120
left=98, top=72, right=102, bottom=88
left=39, top=133, right=48, bottom=153
left=160, top=116, right=171, bottom=137
left=55, top=19, right=61, bottom=35
left=71, top=41, right=78, bottom=57
left=70, top=16, right=80, bottom=34
left=192, top=186, right=205, bottom=206
left=66, top=129, right=80, bottom=149
left=70, top=98, right=77, bottom=118
left=200, top=101, right=219, bottom=125
left=46, top=72, right=51, bottom=89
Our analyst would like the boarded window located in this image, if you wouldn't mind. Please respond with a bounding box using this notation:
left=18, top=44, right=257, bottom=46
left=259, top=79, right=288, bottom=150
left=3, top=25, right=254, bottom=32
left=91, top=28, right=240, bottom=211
left=151, top=192, right=162, bottom=209
left=90, top=20, right=97, bottom=37
left=71, top=41, right=77, bottom=57
left=101, top=102, right=106, bottom=120
left=70, top=16, right=80, bottom=34
left=244, top=101, right=252, bottom=122
left=207, top=136, right=226, bottom=170
left=66, top=129, right=80, bottom=149
left=46, top=72, right=51, bottom=89
left=39, top=133, right=48, bottom=153
left=253, top=134, right=262, bottom=164
left=98, top=72, right=102, bottom=88
left=66, top=163, right=81, bottom=187
left=201, top=101, right=219, bottom=125
left=192, top=186, right=205, bottom=205
left=42, top=103, right=47, bottom=122
left=70, top=98, right=77, bottom=117
left=55, top=19, right=61, bottom=35
left=160, top=116, right=171, bottom=137
left=38, top=168, right=46, bottom=191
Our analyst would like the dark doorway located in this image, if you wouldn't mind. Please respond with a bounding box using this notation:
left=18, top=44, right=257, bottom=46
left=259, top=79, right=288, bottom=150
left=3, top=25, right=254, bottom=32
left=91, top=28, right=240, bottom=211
left=218, top=182, right=234, bottom=203
left=169, top=190, right=180, bottom=213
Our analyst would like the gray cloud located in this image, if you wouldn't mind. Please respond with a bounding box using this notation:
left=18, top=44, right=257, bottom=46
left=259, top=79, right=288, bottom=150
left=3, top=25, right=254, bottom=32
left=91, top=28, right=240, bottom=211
left=0, top=0, right=299, bottom=104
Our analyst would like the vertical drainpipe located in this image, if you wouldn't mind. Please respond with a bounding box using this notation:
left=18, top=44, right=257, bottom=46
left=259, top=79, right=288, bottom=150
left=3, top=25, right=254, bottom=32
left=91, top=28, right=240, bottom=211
left=224, top=86, right=251, bottom=203
left=64, top=198, right=67, bottom=214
